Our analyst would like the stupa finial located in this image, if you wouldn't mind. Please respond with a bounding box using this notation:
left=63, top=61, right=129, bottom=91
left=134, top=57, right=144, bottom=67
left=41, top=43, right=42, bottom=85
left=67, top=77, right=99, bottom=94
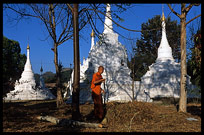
left=161, top=12, right=165, bottom=22
left=161, top=4, right=165, bottom=22
left=27, top=43, right=30, bottom=50
left=27, top=37, right=30, bottom=49
left=91, top=29, right=95, bottom=37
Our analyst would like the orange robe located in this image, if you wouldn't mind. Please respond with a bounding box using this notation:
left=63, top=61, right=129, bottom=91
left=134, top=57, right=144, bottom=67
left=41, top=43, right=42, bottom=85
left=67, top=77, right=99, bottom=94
left=91, top=72, right=103, bottom=95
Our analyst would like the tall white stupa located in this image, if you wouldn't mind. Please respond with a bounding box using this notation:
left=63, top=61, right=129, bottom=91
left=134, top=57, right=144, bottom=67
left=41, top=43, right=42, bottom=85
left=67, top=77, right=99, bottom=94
left=156, top=12, right=174, bottom=62
left=66, top=4, right=152, bottom=103
left=4, top=44, right=56, bottom=101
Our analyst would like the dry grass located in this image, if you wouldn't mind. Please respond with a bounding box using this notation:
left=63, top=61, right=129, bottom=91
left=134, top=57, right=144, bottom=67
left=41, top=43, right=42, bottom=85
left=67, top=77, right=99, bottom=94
left=3, top=100, right=201, bottom=132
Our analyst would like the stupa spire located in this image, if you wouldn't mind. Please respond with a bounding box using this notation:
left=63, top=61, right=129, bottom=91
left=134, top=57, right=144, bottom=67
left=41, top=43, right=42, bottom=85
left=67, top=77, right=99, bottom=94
left=103, top=3, right=113, bottom=34
left=40, top=62, right=43, bottom=75
left=91, top=29, right=95, bottom=37
left=25, top=43, right=32, bottom=71
left=39, top=62, right=45, bottom=88
left=19, top=43, right=35, bottom=86
left=26, top=37, right=30, bottom=66
left=90, top=29, right=95, bottom=50
left=156, top=9, right=174, bottom=62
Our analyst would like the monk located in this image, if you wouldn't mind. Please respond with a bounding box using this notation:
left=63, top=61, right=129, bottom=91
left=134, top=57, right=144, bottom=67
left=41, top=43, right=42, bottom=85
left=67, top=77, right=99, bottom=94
left=91, top=66, right=105, bottom=122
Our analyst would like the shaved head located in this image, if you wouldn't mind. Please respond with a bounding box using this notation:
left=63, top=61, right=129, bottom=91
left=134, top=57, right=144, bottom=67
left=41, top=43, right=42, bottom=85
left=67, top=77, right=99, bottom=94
left=98, top=66, right=104, bottom=74
left=98, top=66, right=104, bottom=70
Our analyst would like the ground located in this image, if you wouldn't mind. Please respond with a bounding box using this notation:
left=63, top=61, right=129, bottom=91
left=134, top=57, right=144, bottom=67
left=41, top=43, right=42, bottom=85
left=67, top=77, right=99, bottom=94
left=3, top=99, right=201, bottom=132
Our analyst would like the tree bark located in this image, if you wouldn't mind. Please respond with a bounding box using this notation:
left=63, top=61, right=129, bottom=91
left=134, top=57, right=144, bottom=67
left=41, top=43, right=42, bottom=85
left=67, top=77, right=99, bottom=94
left=54, top=43, right=64, bottom=108
left=49, top=4, right=64, bottom=108
left=179, top=4, right=187, bottom=113
left=132, top=56, right=135, bottom=101
left=72, top=4, right=81, bottom=120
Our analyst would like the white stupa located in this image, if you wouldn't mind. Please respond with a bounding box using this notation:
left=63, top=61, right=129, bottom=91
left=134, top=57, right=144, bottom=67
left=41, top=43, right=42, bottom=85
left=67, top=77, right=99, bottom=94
left=19, top=44, right=36, bottom=87
left=156, top=12, right=174, bottom=62
left=66, top=4, right=152, bottom=103
left=140, top=11, right=198, bottom=99
left=4, top=44, right=56, bottom=101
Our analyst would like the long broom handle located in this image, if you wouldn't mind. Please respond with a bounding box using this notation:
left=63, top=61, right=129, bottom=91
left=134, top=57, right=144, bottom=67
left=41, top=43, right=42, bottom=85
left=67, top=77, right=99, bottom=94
left=103, top=81, right=106, bottom=104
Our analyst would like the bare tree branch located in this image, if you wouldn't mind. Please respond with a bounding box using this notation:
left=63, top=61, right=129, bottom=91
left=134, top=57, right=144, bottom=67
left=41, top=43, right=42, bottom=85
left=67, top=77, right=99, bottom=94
left=54, top=4, right=65, bottom=24
left=94, top=9, right=138, bottom=40
left=92, top=8, right=141, bottom=32
left=66, top=4, right=73, bottom=13
left=185, top=4, right=195, bottom=13
left=167, top=4, right=181, bottom=18
left=58, top=35, right=73, bottom=46
left=83, top=7, right=161, bottom=33
left=4, top=4, right=44, bottom=20
left=85, top=10, right=101, bottom=38
left=57, top=5, right=91, bottom=47
left=57, top=8, right=72, bottom=44
left=186, top=14, right=201, bottom=26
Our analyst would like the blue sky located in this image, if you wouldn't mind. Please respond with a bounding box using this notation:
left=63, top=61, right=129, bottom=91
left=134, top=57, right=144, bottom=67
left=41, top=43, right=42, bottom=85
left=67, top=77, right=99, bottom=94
left=3, top=4, right=201, bottom=74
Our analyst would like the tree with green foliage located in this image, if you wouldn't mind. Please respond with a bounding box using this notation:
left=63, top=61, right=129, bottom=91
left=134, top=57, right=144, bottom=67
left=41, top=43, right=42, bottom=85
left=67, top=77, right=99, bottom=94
left=187, top=29, right=201, bottom=90
left=128, top=15, right=181, bottom=80
left=61, top=69, right=73, bottom=83
left=3, top=36, right=26, bottom=94
left=3, top=36, right=26, bottom=83
left=34, top=73, right=40, bottom=86
left=42, top=71, right=56, bottom=83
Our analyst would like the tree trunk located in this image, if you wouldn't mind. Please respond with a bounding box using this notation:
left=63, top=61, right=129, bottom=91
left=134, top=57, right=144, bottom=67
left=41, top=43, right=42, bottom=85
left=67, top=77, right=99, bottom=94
left=72, top=4, right=81, bottom=120
left=54, top=44, right=64, bottom=108
left=179, top=4, right=187, bottom=112
left=49, top=4, right=64, bottom=108
left=132, top=57, right=135, bottom=101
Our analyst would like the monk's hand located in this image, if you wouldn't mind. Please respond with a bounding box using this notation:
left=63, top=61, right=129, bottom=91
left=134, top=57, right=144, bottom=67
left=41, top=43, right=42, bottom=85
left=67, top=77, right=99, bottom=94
left=101, top=79, right=105, bottom=82
left=101, top=89, right=105, bottom=94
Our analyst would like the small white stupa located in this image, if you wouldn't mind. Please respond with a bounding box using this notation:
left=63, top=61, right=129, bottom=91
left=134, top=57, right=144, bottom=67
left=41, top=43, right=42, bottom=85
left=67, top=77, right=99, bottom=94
left=140, top=11, right=197, bottom=99
left=4, top=44, right=56, bottom=101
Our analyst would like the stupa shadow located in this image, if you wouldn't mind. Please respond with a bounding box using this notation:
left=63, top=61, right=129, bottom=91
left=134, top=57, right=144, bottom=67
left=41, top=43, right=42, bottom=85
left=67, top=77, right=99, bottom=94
left=142, top=59, right=180, bottom=98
